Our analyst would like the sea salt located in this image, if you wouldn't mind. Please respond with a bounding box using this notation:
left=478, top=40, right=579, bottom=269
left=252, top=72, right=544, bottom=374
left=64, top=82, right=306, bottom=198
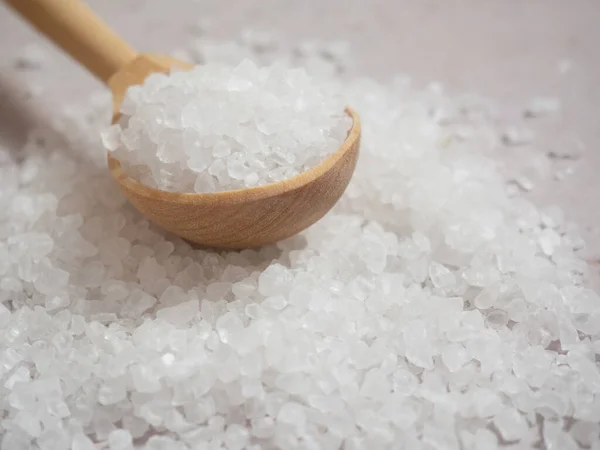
left=103, top=60, right=350, bottom=193
left=0, top=25, right=597, bottom=450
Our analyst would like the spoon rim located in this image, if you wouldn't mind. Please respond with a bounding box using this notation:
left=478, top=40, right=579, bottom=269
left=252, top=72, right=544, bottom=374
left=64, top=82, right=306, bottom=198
left=107, top=107, right=360, bottom=206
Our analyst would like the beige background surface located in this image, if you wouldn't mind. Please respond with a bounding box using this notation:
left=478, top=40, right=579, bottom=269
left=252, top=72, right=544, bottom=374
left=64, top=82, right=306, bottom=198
left=1, top=0, right=598, bottom=280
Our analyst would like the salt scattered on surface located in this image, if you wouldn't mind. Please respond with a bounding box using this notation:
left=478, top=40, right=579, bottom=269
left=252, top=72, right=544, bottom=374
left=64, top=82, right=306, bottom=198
left=1, top=28, right=598, bottom=450
left=501, top=126, right=535, bottom=146
left=13, top=43, right=47, bottom=70
left=103, top=60, right=350, bottom=193
left=524, top=97, right=561, bottom=118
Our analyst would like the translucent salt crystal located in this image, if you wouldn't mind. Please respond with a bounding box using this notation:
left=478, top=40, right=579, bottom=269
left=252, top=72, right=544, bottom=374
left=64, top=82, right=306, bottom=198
left=1, top=348, right=23, bottom=375
left=441, top=343, right=469, bottom=372
left=474, top=286, right=498, bottom=309
left=34, top=261, right=69, bottom=295
left=258, top=264, right=292, bottom=296
left=502, top=127, right=534, bottom=146
left=544, top=422, right=578, bottom=450
left=213, top=141, right=231, bottom=157
left=428, top=262, right=456, bottom=288
left=539, top=228, right=561, bottom=256
left=122, top=290, right=156, bottom=317
left=514, top=175, right=534, bottom=192
left=277, top=402, right=306, bottom=427
left=263, top=295, right=287, bottom=311
left=505, top=297, right=528, bottom=322
left=403, top=320, right=434, bottom=369
left=360, top=369, right=390, bottom=400
left=215, top=312, right=243, bottom=343
left=540, top=206, right=564, bottom=228
left=183, top=396, right=215, bottom=424
left=4, top=366, right=30, bottom=390
left=252, top=416, right=276, bottom=439
left=224, top=424, right=250, bottom=450
left=462, top=310, right=485, bottom=329
left=130, top=365, right=162, bottom=393
left=72, top=433, right=96, bottom=450
left=101, top=125, right=122, bottom=152
left=493, top=408, right=529, bottom=441
left=193, top=172, right=216, bottom=193
left=242, top=303, right=260, bottom=319
left=473, top=429, right=498, bottom=449
left=13, top=410, right=42, bottom=437
left=108, top=429, right=133, bottom=450
left=98, top=381, right=126, bottom=405
left=188, top=153, right=210, bottom=173
left=0, top=302, right=11, bottom=327
left=569, top=421, right=599, bottom=447
left=146, top=436, right=181, bottom=450
left=156, top=299, right=199, bottom=325
left=244, top=172, right=260, bottom=186
left=240, top=353, right=263, bottom=378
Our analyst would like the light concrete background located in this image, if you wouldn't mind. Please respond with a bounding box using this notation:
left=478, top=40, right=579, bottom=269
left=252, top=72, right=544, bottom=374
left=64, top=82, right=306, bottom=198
left=1, top=0, right=598, bottom=280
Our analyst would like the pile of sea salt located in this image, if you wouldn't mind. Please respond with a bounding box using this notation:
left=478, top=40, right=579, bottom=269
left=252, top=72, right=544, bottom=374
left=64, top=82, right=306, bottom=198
left=1, top=31, right=599, bottom=450
left=102, top=60, right=349, bottom=192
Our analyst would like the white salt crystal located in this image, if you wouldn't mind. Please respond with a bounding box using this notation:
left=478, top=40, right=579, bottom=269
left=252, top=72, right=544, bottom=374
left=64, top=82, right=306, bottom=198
left=277, top=402, right=306, bottom=427
left=4, top=366, right=30, bottom=390
left=108, top=429, right=133, bottom=450
left=502, top=127, right=535, bottom=146
left=224, top=424, right=250, bottom=450
left=72, top=433, right=96, bottom=450
left=215, top=312, right=243, bottom=343
left=130, top=365, right=162, bottom=393
left=101, top=125, right=122, bottom=152
left=493, top=408, right=529, bottom=441
left=98, top=381, right=126, bottom=405
left=360, top=368, right=390, bottom=400
left=539, top=228, right=561, bottom=256
left=441, top=343, right=469, bottom=372
left=474, top=286, right=498, bottom=309
left=258, top=264, right=293, bottom=296
left=13, top=410, right=42, bottom=437
left=403, top=320, right=434, bottom=369
left=428, top=262, right=456, bottom=288
left=0, top=302, right=10, bottom=327
left=514, top=175, right=534, bottom=192
left=156, top=299, right=199, bottom=325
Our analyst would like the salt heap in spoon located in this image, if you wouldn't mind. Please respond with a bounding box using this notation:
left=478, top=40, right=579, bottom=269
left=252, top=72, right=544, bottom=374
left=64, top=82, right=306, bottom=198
left=102, top=59, right=350, bottom=193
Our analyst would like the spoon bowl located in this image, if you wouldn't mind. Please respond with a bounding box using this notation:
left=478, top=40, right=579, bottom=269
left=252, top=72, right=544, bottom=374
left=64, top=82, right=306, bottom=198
left=5, top=0, right=360, bottom=248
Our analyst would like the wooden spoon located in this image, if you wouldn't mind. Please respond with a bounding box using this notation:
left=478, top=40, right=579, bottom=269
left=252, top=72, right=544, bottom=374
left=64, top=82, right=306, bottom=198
left=5, top=0, right=361, bottom=249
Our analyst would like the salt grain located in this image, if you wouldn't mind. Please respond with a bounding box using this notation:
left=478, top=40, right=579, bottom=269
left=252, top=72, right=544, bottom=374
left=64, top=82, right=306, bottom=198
left=524, top=97, right=561, bottom=118
left=501, top=126, right=535, bottom=146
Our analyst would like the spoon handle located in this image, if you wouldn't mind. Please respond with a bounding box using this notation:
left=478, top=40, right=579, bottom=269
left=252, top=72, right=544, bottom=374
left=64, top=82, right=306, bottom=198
left=4, top=0, right=137, bottom=84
